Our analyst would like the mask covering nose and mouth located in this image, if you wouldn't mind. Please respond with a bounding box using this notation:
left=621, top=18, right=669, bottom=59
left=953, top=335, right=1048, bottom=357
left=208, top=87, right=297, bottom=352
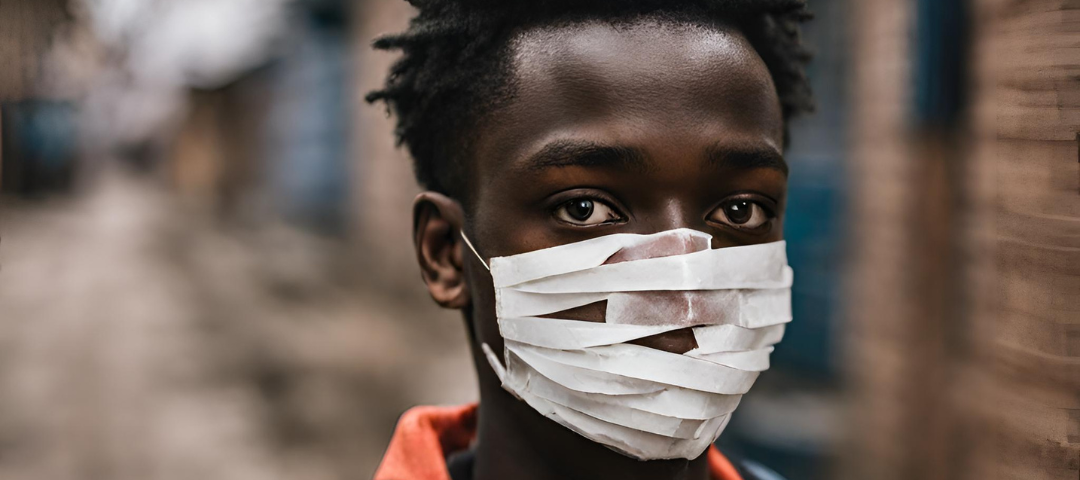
left=461, top=228, right=793, bottom=461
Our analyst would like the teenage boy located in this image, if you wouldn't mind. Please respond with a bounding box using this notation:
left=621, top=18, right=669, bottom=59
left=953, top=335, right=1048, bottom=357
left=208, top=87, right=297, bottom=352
left=368, top=1, right=812, bottom=479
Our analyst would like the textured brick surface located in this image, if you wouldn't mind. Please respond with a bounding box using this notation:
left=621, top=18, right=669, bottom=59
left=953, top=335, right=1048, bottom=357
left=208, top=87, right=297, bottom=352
left=976, top=0, right=1080, bottom=478
left=0, top=0, right=68, bottom=101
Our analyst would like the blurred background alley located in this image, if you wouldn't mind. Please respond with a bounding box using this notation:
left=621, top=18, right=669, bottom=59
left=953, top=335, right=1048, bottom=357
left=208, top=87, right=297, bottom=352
left=1, top=1, right=1077, bottom=479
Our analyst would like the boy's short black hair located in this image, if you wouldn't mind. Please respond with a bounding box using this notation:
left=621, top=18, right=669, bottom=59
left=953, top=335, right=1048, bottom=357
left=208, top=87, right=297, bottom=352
left=367, top=0, right=813, bottom=201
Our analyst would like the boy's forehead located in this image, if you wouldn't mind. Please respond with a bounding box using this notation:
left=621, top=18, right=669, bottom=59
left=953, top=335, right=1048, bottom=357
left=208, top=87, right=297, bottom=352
left=507, top=19, right=777, bottom=115
left=468, top=17, right=783, bottom=191
left=512, top=19, right=756, bottom=73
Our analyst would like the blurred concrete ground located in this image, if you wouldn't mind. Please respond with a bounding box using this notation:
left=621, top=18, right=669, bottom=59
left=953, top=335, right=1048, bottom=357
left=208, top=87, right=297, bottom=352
left=0, top=168, right=476, bottom=480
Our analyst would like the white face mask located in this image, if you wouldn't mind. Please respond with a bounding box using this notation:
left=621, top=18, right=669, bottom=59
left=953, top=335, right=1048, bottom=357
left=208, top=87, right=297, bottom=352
left=462, top=228, right=793, bottom=461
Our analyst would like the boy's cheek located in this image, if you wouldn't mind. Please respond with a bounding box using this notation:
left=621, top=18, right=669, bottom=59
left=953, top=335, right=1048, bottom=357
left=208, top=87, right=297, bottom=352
left=465, top=264, right=506, bottom=352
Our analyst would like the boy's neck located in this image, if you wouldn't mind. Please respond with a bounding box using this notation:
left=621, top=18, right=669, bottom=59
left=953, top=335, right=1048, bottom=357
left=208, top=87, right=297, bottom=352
left=471, top=381, right=711, bottom=480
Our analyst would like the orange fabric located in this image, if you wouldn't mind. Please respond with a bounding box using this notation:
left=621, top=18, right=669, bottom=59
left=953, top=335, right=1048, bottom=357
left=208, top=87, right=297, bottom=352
left=375, top=404, right=478, bottom=480
left=706, top=445, right=743, bottom=480
left=374, top=403, right=743, bottom=480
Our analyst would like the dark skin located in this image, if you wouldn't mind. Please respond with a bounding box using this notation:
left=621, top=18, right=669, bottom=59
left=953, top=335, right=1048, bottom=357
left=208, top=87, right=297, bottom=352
left=412, top=19, right=786, bottom=480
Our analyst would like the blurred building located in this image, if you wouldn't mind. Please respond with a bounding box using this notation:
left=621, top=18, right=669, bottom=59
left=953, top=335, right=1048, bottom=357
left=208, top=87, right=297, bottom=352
left=168, top=1, right=352, bottom=236
left=0, top=0, right=77, bottom=196
left=846, top=1, right=1079, bottom=480
left=974, top=1, right=1080, bottom=479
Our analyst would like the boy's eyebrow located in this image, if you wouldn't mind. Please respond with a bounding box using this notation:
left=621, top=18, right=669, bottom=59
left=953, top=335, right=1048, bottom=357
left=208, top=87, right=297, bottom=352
left=706, top=142, right=789, bottom=176
left=517, top=140, right=650, bottom=173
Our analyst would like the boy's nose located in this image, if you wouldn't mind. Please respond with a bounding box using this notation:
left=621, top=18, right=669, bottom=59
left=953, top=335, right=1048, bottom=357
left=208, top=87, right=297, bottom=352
left=632, top=200, right=725, bottom=247
left=636, top=200, right=744, bottom=250
left=645, top=199, right=700, bottom=233
left=607, top=220, right=707, bottom=354
left=539, top=227, right=710, bottom=355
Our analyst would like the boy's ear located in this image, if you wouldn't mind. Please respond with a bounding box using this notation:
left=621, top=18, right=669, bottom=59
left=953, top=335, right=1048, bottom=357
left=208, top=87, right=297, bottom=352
left=413, top=192, right=470, bottom=309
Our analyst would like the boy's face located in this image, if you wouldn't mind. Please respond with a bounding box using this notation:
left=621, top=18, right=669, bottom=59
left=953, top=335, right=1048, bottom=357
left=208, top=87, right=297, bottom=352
left=416, top=19, right=785, bottom=365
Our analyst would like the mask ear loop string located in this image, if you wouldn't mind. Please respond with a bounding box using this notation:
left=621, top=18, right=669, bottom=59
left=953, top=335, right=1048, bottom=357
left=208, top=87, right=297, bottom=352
left=460, top=231, right=490, bottom=271
left=460, top=232, right=507, bottom=382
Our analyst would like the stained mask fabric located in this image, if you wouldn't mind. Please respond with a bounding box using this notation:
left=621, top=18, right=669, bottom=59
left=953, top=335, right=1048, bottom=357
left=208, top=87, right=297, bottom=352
left=466, top=228, right=793, bottom=461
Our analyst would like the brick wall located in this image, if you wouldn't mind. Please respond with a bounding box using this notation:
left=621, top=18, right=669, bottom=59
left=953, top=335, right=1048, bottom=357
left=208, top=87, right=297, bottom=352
left=975, top=1, right=1080, bottom=479
left=0, top=0, right=68, bottom=102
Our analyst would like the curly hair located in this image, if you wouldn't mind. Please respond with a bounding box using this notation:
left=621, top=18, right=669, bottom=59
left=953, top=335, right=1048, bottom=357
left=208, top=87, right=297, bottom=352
left=367, top=0, right=813, bottom=200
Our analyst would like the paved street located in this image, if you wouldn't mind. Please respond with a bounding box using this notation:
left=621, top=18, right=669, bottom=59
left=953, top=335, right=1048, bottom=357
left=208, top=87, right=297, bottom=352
left=0, top=171, right=476, bottom=480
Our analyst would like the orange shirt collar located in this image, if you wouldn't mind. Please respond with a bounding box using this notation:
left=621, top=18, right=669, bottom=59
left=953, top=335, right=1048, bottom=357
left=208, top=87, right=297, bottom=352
left=374, top=404, right=743, bottom=480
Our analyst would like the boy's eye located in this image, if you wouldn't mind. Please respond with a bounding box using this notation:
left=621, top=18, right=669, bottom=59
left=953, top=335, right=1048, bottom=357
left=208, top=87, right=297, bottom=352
left=709, top=200, right=773, bottom=231
left=554, top=198, right=624, bottom=226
